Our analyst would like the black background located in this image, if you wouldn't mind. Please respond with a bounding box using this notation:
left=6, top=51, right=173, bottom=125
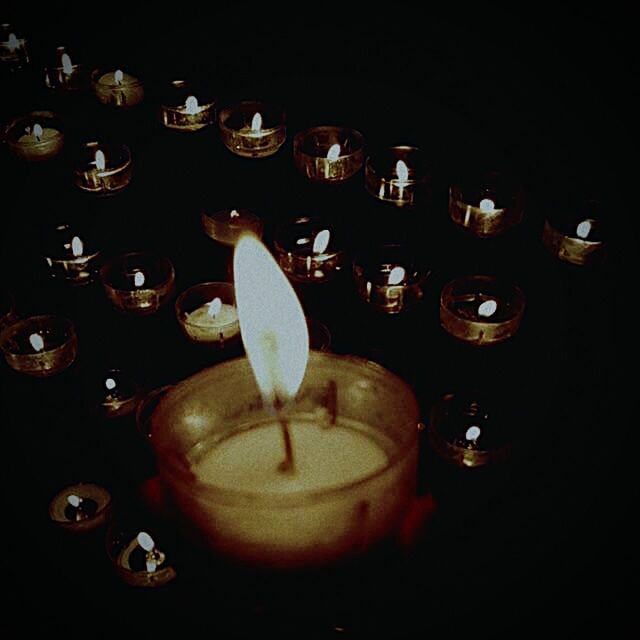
left=0, top=5, right=628, bottom=638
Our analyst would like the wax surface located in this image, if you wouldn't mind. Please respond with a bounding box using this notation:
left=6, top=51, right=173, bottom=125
left=17, top=127, right=60, bottom=144
left=99, top=71, right=138, bottom=85
left=193, top=421, right=388, bottom=494
left=185, top=303, right=239, bottom=340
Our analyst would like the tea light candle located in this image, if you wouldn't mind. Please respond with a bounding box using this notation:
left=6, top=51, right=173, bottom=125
left=0, top=315, right=77, bottom=376
left=74, top=142, right=132, bottom=195
left=175, top=282, right=240, bottom=347
left=449, top=170, right=524, bottom=237
left=428, top=392, right=513, bottom=468
left=159, top=79, right=215, bottom=131
left=5, top=111, right=64, bottom=161
left=91, top=67, right=144, bottom=107
left=353, top=245, right=430, bottom=314
left=107, top=526, right=176, bottom=587
left=274, top=217, right=344, bottom=282
left=91, top=368, right=143, bottom=418
left=543, top=215, right=605, bottom=266
left=365, top=146, right=425, bottom=206
left=440, top=275, right=525, bottom=345
left=44, top=46, right=85, bottom=90
left=101, top=253, right=175, bottom=315
left=48, top=483, right=112, bottom=532
left=43, top=224, right=101, bottom=285
left=151, top=236, right=420, bottom=569
left=201, top=208, right=263, bottom=247
left=218, top=101, right=286, bottom=157
left=0, top=24, right=28, bottom=69
left=293, top=126, right=365, bottom=182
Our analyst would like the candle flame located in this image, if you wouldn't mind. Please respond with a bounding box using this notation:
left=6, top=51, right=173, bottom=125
left=105, top=377, right=117, bottom=390
left=61, top=53, right=73, bottom=74
left=250, top=112, right=262, bottom=132
left=229, top=209, right=240, bottom=219
left=234, top=234, right=309, bottom=405
left=184, top=95, right=199, bottom=114
left=207, top=297, right=222, bottom=318
left=134, top=271, right=145, bottom=288
left=388, top=266, right=405, bottom=286
left=576, top=219, right=592, bottom=239
left=67, top=495, right=82, bottom=508
left=465, top=425, right=481, bottom=442
left=478, top=299, right=498, bottom=318
left=29, top=333, right=45, bottom=352
left=312, top=229, right=331, bottom=254
left=114, top=69, right=124, bottom=84
left=395, top=160, right=409, bottom=184
left=8, top=33, right=18, bottom=50
left=95, top=149, right=106, bottom=172
left=326, top=143, right=341, bottom=161
left=71, top=236, right=83, bottom=257
left=137, top=531, right=155, bottom=552
left=479, top=198, right=496, bottom=213
left=33, top=123, right=43, bottom=140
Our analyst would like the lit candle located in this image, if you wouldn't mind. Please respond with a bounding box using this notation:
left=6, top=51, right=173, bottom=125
left=92, top=67, right=144, bottom=107
left=6, top=112, right=64, bottom=161
left=74, top=142, right=132, bottom=195
left=44, top=225, right=101, bottom=285
left=440, top=275, right=525, bottom=345
left=201, top=208, right=263, bottom=247
left=151, top=234, right=420, bottom=568
left=0, top=315, right=77, bottom=376
left=159, top=80, right=216, bottom=131
left=44, top=47, right=85, bottom=90
left=542, top=216, right=605, bottom=266
left=218, top=101, right=286, bottom=158
left=0, top=24, right=28, bottom=68
left=48, top=482, right=112, bottom=532
left=365, top=146, right=424, bottom=206
left=293, top=126, right=365, bottom=182
left=93, top=368, right=142, bottom=418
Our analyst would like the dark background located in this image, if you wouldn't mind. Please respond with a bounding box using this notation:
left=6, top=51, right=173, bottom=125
left=0, top=5, right=628, bottom=638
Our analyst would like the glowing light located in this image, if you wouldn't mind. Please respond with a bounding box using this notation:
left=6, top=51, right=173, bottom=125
left=479, top=198, right=495, bottom=213
left=395, top=160, right=409, bottom=184
left=7, top=33, right=18, bottom=50
left=61, top=53, right=73, bottom=74
left=184, top=95, right=199, bottom=114
left=207, top=297, right=222, bottom=318
left=105, top=377, right=117, bottom=391
left=250, top=112, right=262, bottom=132
left=33, top=123, right=43, bottom=141
left=29, top=333, right=45, bottom=352
left=234, top=234, right=309, bottom=405
left=95, top=150, right=106, bottom=172
left=67, top=495, right=81, bottom=508
left=134, top=271, right=145, bottom=288
left=465, top=426, right=481, bottom=442
left=71, top=236, right=83, bottom=257
left=137, top=531, right=155, bottom=552
left=576, top=220, right=592, bottom=239
left=312, top=229, right=331, bottom=254
left=388, top=266, right=406, bottom=286
left=114, top=69, right=124, bottom=85
left=326, top=143, right=341, bottom=161
left=478, top=299, right=498, bottom=318
left=229, top=209, right=240, bottom=219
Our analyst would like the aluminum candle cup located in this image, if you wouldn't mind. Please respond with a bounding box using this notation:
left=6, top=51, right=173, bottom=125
left=201, top=208, right=263, bottom=247
left=0, top=315, right=77, bottom=376
left=175, top=282, right=240, bottom=348
left=49, top=483, right=112, bottom=533
left=91, top=67, right=144, bottom=107
left=449, top=170, right=524, bottom=237
left=43, top=223, right=101, bottom=285
left=440, top=275, right=525, bottom=345
left=4, top=111, right=64, bottom=162
left=293, top=126, right=364, bottom=182
left=100, top=253, right=175, bottom=315
left=353, top=245, right=431, bottom=314
left=44, top=46, right=85, bottom=91
left=74, top=142, right=132, bottom=195
left=218, top=101, right=286, bottom=158
left=365, top=146, right=426, bottom=206
left=159, top=79, right=215, bottom=131
left=274, top=217, right=345, bottom=283
left=150, top=351, right=419, bottom=569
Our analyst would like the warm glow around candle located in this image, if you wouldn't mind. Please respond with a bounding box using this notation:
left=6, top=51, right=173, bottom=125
left=312, top=229, right=330, bottom=254
left=326, top=143, right=341, bottom=161
left=137, top=531, right=154, bottom=551
left=134, top=271, right=145, bottom=287
left=33, top=123, right=43, bottom=140
left=71, top=236, right=83, bottom=257
left=479, top=198, right=496, bottom=213
left=207, top=297, right=222, bottom=318
left=478, top=299, right=498, bottom=318
left=67, top=495, right=82, bottom=508
left=576, top=219, right=592, bottom=239
left=251, top=112, right=262, bottom=132
left=395, top=160, right=409, bottom=184
left=29, top=333, right=45, bottom=352
left=114, top=69, right=124, bottom=84
left=61, top=53, right=73, bottom=74
left=95, top=150, right=106, bottom=172
left=184, top=95, right=199, bottom=114
left=388, top=266, right=405, bottom=285
left=234, top=234, right=309, bottom=405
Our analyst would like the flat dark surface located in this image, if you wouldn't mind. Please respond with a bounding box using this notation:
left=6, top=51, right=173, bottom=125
left=0, top=7, right=629, bottom=638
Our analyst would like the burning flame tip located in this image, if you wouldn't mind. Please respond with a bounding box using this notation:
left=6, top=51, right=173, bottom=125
left=250, top=112, right=262, bottom=132
left=137, top=532, right=154, bottom=551
left=388, top=266, right=406, bottom=286
left=67, top=494, right=81, bottom=508
left=326, top=143, right=341, bottom=161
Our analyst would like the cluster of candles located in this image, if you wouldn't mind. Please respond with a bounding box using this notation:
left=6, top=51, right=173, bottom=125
left=0, top=22, right=607, bottom=587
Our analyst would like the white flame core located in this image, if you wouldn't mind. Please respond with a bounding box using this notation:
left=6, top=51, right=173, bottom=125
left=67, top=495, right=82, bottom=508
left=61, top=53, right=73, bottom=74
left=184, top=95, right=199, bottom=114
left=576, top=220, right=592, bottom=239
left=388, top=266, right=406, bottom=286
left=478, top=299, right=498, bottom=318
left=250, top=112, right=262, bottom=132
left=207, top=297, right=222, bottom=318
left=71, top=236, right=83, bottom=257
left=134, top=271, right=145, bottom=287
left=326, top=143, right=341, bottom=161
left=395, top=160, right=409, bottom=184
left=479, top=198, right=496, bottom=213
left=29, top=333, right=45, bottom=352
left=312, top=229, right=331, bottom=254
left=465, top=426, right=481, bottom=441
left=229, top=209, right=240, bottom=219
left=8, top=33, right=18, bottom=50
left=33, top=123, right=43, bottom=140
left=114, top=69, right=124, bottom=84
left=137, top=531, right=155, bottom=552
left=105, top=377, right=117, bottom=391
left=95, top=150, right=106, bottom=172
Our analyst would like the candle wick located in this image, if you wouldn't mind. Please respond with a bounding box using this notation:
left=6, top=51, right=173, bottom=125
left=273, top=395, right=296, bottom=474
